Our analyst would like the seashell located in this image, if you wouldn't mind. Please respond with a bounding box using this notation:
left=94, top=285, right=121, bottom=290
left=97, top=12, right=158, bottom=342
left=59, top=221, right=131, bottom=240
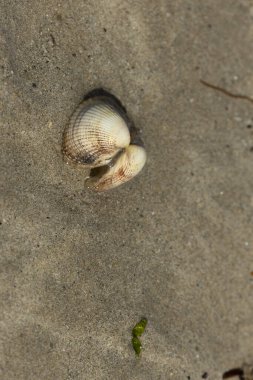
left=62, top=89, right=146, bottom=191
left=86, top=144, right=147, bottom=192
left=63, top=97, right=131, bottom=167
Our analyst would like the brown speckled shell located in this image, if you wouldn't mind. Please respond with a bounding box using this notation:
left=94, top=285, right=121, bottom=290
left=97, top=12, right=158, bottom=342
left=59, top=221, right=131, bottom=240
left=62, top=92, right=146, bottom=191
left=86, top=145, right=147, bottom=192
left=62, top=98, right=131, bottom=167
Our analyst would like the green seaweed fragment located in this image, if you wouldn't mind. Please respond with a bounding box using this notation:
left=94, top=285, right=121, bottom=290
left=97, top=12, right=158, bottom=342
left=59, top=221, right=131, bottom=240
left=132, top=318, right=147, bottom=337
left=132, top=336, right=142, bottom=356
left=131, top=318, right=148, bottom=356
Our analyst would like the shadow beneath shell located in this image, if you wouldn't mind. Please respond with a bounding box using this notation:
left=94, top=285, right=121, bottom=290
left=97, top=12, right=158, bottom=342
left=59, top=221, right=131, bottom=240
left=83, top=88, right=127, bottom=113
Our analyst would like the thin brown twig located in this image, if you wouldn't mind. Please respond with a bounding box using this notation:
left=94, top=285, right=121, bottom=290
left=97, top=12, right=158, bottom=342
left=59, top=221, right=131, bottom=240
left=200, top=79, right=253, bottom=105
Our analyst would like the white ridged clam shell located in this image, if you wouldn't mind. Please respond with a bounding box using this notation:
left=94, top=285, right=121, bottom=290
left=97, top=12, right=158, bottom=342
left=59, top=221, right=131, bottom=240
left=62, top=90, right=147, bottom=191
left=86, top=145, right=147, bottom=192
left=63, top=99, right=131, bottom=167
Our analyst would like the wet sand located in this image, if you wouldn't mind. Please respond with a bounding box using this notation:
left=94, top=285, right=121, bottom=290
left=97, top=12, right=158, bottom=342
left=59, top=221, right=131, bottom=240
left=1, top=1, right=253, bottom=379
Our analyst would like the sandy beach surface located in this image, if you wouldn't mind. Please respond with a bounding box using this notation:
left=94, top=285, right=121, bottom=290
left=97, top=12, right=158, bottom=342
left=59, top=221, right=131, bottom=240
left=1, top=1, right=253, bottom=379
